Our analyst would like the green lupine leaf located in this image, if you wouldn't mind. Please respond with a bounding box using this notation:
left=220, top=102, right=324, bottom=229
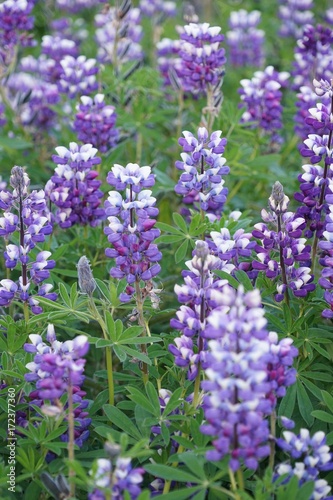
left=144, top=464, right=199, bottom=483
left=322, top=390, right=333, bottom=413
left=311, top=410, right=333, bottom=424
left=175, top=239, right=190, bottom=263
left=103, top=405, right=142, bottom=440
left=278, top=384, right=297, bottom=418
left=173, top=212, right=188, bottom=233
left=296, top=380, right=314, bottom=427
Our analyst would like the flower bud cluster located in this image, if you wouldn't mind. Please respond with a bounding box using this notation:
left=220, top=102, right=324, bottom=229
left=201, top=286, right=298, bottom=470
left=175, top=127, right=229, bottom=220
left=275, top=429, right=333, bottom=499
left=24, top=325, right=91, bottom=448
left=226, top=10, right=265, bottom=68
left=104, top=163, right=161, bottom=302
left=45, top=142, right=105, bottom=229
left=74, top=94, right=118, bottom=153
left=0, top=166, right=56, bottom=314
left=239, top=66, right=290, bottom=144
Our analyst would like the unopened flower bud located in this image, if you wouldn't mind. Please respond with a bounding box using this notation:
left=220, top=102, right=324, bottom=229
left=10, top=166, right=29, bottom=196
left=77, top=256, right=96, bottom=295
left=269, top=181, right=289, bottom=214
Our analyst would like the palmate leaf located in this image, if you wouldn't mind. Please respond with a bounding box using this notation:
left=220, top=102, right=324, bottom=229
left=296, top=380, right=314, bottom=427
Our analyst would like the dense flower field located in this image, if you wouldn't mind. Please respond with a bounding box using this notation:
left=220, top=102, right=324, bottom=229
left=1, top=0, right=333, bottom=498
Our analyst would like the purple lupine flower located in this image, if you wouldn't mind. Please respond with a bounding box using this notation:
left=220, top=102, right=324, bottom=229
left=278, top=0, right=314, bottom=39
left=40, top=35, right=79, bottom=83
left=295, top=79, right=333, bottom=240
left=177, top=22, right=226, bottom=96
left=318, top=183, right=333, bottom=317
left=175, top=127, right=229, bottom=220
left=0, top=0, right=35, bottom=54
left=74, top=94, right=118, bottom=153
left=95, top=5, right=143, bottom=68
left=253, top=182, right=315, bottom=301
left=89, top=457, right=144, bottom=500
left=201, top=285, right=298, bottom=471
left=140, top=0, right=176, bottom=17
left=156, top=37, right=184, bottom=89
left=209, top=224, right=255, bottom=273
left=325, top=8, right=333, bottom=26
left=56, top=0, right=107, bottom=12
left=104, top=163, right=161, bottom=302
left=0, top=103, right=7, bottom=127
left=51, top=17, right=88, bottom=45
left=292, top=25, right=333, bottom=140
left=293, top=24, right=333, bottom=90
left=0, top=166, right=56, bottom=313
left=226, top=10, right=265, bottom=68
left=169, top=240, right=229, bottom=380
left=45, top=142, right=105, bottom=228
left=58, top=55, right=99, bottom=99
left=239, top=66, right=289, bottom=145
left=6, top=72, right=60, bottom=130
left=24, top=325, right=91, bottom=448
left=275, top=429, right=333, bottom=499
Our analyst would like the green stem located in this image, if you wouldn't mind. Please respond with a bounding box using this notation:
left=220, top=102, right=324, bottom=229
left=67, top=380, right=75, bottom=498
left=135, top=280, right=149, bottom=385
left=269, top=410, right=277, bottom=470
left=228, top=468, right=241, bottom=500
left=88, top=297, right=114, bottom=406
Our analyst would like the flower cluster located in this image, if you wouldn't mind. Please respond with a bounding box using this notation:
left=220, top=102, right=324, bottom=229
left=292, top=24, right=333, bottom=140
left=0, top=0, right=35, bottom=56
left=89, top=457, right=144, bottom=500
left=56, top=0, right=107, bottom=12
left=95, top=3, right=143, bottom=68
left=156, top=37, right=183, bottom=89
left=0, top=166, right=56, bottom=314
left=24, top=325, right=91, bottom=448
left=58, top=55, right=99, bottom=99
left=169, top=240, right=228, bottom=380
left=253, top=181, right=315, bottom=301
left=295, top=79, right=333, bottom=240
left=275, top=429, right=333, bottom=499
left=74, top=94, right=118, bottom=153
left=175, top=127, right=229, bottom=220
left=0, top=103, right=7, bottom=127
left=278, top=0, right=314, bottom=38
left=45, top=142, right=105, bottom=228
left=239, top=66, right=290, bottom=144
left=209, top=219, right=255, bottom=275
left=226, top=10, right=265, bottom=68
left=201, top=286, right=298, bottom=470
left=6, top=71, right=60, bottom=130
left=178, top=23, right=226, bottom=95
left=104, top=162, right=161, bottom=302
left=140, top=0, right=176, bottom=18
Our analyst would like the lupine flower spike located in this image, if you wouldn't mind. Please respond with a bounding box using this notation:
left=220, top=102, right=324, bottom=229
left=201, top=285, right=298, bottom=471
left=253, top=181, right=315, bottom=302
left=0, top=166, right=56, bottom=316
